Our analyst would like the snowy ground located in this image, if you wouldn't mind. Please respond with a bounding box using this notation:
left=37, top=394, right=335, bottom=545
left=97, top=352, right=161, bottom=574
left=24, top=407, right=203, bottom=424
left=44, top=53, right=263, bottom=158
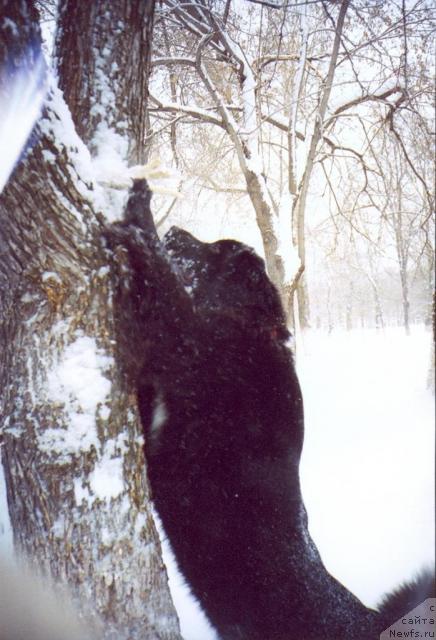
left=165, top=325, right=435, bottom=640
left=0, top=325, right=434, bottom=640
left=297, top=325, right=434, bottom=607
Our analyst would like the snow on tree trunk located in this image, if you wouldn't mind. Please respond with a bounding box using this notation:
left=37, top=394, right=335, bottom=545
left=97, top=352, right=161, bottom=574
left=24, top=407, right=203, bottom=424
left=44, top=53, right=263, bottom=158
left=0, top=2, right=181, bottom=638
left=291, top=0, right=350, bottom=330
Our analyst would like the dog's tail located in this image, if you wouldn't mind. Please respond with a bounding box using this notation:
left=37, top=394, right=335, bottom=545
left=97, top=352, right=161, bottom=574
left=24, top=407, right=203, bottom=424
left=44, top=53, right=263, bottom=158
left=378, top=568, right=435, bottom=626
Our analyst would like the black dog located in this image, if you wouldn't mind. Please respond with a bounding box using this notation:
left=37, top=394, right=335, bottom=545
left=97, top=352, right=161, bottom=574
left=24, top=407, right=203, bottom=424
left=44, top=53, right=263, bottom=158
left=107, top=180, right=434, bottom=640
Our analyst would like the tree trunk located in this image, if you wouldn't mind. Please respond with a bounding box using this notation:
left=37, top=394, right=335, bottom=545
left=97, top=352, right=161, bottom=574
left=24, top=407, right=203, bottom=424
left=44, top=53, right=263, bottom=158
left=373, top=286, right=385, bottom=331
left=399, top=267, right=411, bottom=335
left=289, top=0, right=350, bottom=330
left=243, top=169, right=285, bottom=290
left=346, top=281, right=353, bottom=331
left=428, top=290, right=435, bottom=390
left=393, top=181, right=411, bottom=336
left=0, top=2, right=181, bottom=638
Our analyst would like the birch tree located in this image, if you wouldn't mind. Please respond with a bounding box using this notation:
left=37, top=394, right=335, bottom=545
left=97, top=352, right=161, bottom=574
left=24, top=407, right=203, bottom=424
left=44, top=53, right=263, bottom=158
left=152, top=1, right=293, bottom=298
left=0, top=2, right=181, bottom=638
left=148, top=0, right=433, bottom=329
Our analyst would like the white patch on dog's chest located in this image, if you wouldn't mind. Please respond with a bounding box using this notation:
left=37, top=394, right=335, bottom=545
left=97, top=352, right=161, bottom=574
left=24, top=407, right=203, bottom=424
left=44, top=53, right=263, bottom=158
left=150, top=394, right=168, bottom=439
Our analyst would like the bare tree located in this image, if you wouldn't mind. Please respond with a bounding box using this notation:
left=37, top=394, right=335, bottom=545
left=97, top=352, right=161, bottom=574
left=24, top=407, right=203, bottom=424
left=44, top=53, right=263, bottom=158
left=0, top=2, right=181, bottom=638
left=147, top=0, right=433, bottom=331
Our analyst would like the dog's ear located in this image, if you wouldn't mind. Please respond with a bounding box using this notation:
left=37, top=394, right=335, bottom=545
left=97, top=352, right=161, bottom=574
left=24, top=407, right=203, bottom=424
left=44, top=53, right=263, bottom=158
left=108, top=182, right=433, bottom=640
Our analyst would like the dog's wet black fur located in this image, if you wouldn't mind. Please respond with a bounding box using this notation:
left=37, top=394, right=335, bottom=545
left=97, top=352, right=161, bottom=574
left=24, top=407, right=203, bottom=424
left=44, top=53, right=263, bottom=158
left=106, top=180, right=434, bottom=640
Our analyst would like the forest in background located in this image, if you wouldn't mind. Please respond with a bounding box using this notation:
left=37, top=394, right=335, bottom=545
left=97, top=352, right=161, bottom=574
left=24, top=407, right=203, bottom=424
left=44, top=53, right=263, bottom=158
left=36, top=0, right=435, bottom=332
left=0, top=1, right=434, bottom=639
left=139, top=0, right=434, bottom=333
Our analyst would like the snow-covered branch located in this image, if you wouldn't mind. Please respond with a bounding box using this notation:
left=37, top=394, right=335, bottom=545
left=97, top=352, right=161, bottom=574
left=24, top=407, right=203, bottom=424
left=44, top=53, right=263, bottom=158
left=161, top=0, right=227, bottom=57
left=326, top=85, right=407, bottom=124
left=322, top=135, right=376, bottom=175
left=193, top=34, right=248, bottom=168
left=387, top=114, right=433, bottom=211
left=288, top=3, right=309, bottom=195
left=152, top=56, right=196, bottom=69
left=149, top=93, right=224, bottom=127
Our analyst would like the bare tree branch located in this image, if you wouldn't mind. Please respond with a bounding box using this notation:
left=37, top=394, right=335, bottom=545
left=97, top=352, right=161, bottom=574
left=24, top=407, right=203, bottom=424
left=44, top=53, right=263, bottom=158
left=326, top=86, right=406, bottom=125
left=149, top=93, right=225, bottom=127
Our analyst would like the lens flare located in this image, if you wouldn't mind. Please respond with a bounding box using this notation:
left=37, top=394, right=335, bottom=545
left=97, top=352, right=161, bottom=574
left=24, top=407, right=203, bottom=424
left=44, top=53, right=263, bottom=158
left=0, top=53, right=47, bottom=193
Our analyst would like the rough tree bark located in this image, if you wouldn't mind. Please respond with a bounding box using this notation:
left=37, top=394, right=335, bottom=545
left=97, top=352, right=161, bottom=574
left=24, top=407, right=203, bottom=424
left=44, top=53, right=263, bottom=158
left=0, top=2, right=181, bottom=638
